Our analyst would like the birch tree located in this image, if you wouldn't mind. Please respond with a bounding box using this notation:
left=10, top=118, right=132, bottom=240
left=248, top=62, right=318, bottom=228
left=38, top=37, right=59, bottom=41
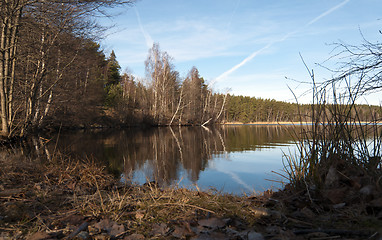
left=0, top=0, right=135, bottom=137
left=145, top=43, right=180, bottom=124
left=0, top=0, right=26, bottom=136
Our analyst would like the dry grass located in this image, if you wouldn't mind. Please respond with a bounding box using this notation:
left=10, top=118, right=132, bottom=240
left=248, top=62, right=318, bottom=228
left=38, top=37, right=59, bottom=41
left=282, top=75, right=382, bottom=190
left=72, top=177, right=273, bottom=235
left=0, top=152, right=271, bottom=238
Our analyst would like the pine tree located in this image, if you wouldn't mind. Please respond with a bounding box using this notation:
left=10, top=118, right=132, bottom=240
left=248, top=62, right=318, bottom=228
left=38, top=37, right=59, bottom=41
left=105, top=50, right=121, bottom=88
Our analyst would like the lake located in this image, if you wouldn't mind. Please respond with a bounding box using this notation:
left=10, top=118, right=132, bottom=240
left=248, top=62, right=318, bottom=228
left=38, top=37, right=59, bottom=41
left=39, top=125, right=302, bottom=195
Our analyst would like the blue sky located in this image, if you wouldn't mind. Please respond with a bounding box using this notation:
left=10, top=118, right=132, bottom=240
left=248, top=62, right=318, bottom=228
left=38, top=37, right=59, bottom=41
left=101, top=0, right=382, bottom=104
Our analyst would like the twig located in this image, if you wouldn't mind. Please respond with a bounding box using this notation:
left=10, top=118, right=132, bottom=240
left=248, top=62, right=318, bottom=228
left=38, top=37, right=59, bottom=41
left=303, top=177, right=313, bottom=204
left=368, top=232, right=379, bottom=239
left=0, top=227, right=15, bottom=231
left=0, top=196, right=32, bottom=201
left=67, top=221, right=89, bottom=239
left=150, top=202, right=215, bottom=214
left=116, top=230, right=131, bottom=238
left=287, top=217, right=314, bottom=226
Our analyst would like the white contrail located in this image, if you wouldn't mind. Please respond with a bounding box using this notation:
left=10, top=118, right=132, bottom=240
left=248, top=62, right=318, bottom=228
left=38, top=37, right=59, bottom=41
left=215, top=42, right=273, bottom=82
left=226, top=0, right=241, bottom=30
left=307, top=0, right=350, bottom=26
left=214, top=0, right=351, bottom=83
left=134, top=7, right=154, bottom=48
left=217, top=168, right=254, bottom=192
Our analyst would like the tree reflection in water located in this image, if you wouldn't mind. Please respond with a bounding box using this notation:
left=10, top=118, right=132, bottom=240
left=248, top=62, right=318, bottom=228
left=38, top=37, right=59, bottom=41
left=40, top=125, right=303, bottom=194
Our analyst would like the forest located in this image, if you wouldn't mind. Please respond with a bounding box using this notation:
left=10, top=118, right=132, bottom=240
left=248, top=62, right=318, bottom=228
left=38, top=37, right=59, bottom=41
left=1, top=0, right=381, bottom=139
left=0, top=0, right=228, bottom=137
left=224, top=95, right=381, bottom=123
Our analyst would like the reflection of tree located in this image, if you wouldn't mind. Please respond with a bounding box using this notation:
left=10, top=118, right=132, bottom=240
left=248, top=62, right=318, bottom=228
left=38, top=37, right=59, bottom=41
left=42, top=125, right=304, bottom=187
left=8, top=135, right=52, bottom=162
left=221, top=125, right=301, bottom=151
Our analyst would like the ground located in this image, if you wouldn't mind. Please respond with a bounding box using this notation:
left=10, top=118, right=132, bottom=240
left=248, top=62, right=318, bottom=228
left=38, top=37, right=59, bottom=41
left=0, top=153, right=381, bottom=239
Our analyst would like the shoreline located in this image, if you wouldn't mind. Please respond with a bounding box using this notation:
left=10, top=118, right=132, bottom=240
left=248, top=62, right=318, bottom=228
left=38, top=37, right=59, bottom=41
left=222, top=121, right=381, bottom=125
left=222, top=121, right=311, bottom=125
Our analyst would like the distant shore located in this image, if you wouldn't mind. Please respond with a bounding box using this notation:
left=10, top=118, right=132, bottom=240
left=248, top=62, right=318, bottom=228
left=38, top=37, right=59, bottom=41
left=222, top=121, right=311, bottom=125
left=222, top=121, right=381, bottom=125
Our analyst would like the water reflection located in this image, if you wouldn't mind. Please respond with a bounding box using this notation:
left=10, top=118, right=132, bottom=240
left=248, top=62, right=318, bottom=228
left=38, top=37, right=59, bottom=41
left=41, top=125, right=301, bottom=194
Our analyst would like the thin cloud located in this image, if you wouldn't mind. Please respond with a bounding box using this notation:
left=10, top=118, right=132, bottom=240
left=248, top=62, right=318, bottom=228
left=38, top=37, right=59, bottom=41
left=214, top=0, right=351, bottom=83
left=134, top=7, right=154, bottom=48
left=112, top=16, right=281, bottom=68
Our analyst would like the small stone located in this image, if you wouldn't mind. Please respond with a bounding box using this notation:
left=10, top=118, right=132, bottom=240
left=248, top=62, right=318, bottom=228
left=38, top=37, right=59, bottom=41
left=247, top=231, right=265, bottom=240
left=77, top=231, right=90, bottom=239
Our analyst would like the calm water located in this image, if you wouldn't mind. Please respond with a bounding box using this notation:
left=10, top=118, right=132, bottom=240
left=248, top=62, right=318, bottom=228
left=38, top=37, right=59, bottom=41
left=40, top=125, right=301, bottom=195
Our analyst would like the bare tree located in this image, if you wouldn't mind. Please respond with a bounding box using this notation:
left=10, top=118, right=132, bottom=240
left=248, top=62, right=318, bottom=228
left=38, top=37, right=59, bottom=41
left=0, top=0, right=26, bottom=136
left=145, top=43, right=180, bottom=125
left=182, top=67, right=205, bottom=124
left=0, top=0, right=136, bottom=137
left=323, top=32, right=382, bottom=99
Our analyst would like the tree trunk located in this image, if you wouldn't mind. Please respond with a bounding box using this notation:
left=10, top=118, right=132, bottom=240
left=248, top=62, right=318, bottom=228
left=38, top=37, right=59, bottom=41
left=169, top=86, right=183, bottom=125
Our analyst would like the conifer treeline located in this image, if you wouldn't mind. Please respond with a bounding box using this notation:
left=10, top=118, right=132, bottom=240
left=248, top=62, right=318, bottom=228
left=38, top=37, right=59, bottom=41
left=224, top=95, right=381, bottom=123
left=225, top=96, right=306, bottom=123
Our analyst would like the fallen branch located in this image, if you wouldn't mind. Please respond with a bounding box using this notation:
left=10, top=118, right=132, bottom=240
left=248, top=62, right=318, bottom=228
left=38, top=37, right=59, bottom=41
left=201, top=118, right=212, bottom=127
